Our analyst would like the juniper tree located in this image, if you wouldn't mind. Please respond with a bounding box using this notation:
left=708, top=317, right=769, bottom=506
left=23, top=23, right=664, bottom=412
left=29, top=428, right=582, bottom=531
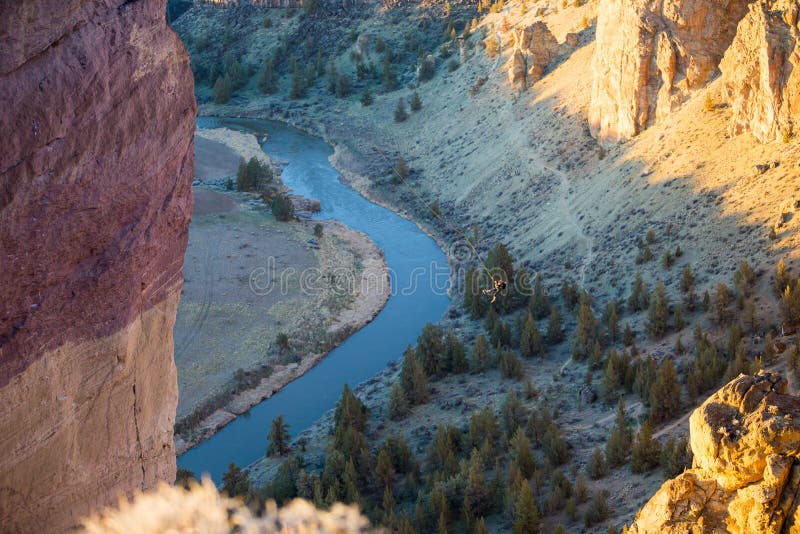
left=267, top=415, right=291, bottom=457
left=520, top=311, right=543, bottom=357
left=388, top=382, right=409, bottom=419
left=417, top=323, right=445, bottom=377
left=472, top=334, right=491, bottom=372
left=360, top=86, right=374, bottom=106
left=547, top=305, right=564, bottom=344
left=573, top=302, right=598, bottom=360
left=530, top=273, right=551, bottom=318
left=221, top=463, right=250, bottom=497
left=410, top=91, right=422, bottom=111
left=605, top=398, right=631, bottom=467
left=257, top=57, right=278, bottom=94
left=512, top=481, right=540, bottom=534
left=631, top=420, right=661, bottom=473
left=587, top=446, right=607, bottom=479
left=394, top=98, right=409, bottom=122
left=628, top=271, right=649, bottom=312
left=649, top=358, right=680, bottom=424
left=646, top=281, right=670, bottom=339
left=375, top=448, right=394, bottom=487
left=680, top=264, right=695, bottom=292
left=382, top=58, right=398, bottom=90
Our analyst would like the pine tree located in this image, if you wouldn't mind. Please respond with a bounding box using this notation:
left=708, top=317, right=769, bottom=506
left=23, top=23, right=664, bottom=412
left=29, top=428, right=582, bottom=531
left=213, top=74, right=233, bottom=104
left=360, top=86, right=374, bottom=106
left=587, top=446, right=607, bottom=479
left=221, top=463, right=250, bottom=497
left=775, top=258, right=793, bottom=295
left=417, top=323, right=445, bottom=377
left=540, top=309, right=558, bottom=348
left=714, top=283, right=734, bottom=324
left=465, top=448, right=491, bottom=517
left=631, top=420, right=661, bottom=473
left=584, top=490, right=610, bottom=527
left=267, top=415, right=291, bottom=457
left=649, top=358, right=681, bottom=424
left=394, top=98, right=409, bottom=122
left=512, top=481, right=540, bottom=534
left=410, top=91, right=423, bottom=111
left=530, top=273, right=551, bottom=319
left=375, top=448, right=394, bottom=487
left=605, top=301, right=620, bottom=342
left=674, top=303, right=684, bottom=331
left=510, top=427, right=536, bottom=477
left=605, top=397, right=631, bottom=467
left=388, top=382, right=409, bottom=419
left=520, top=311, right=544, bottom=358
left=573, top=302, right=598, bottom=360
left=646, top=281, right=670, bottom=339
left=257, top=57, right=278, bottom=94
left=444, top=331, right=468, bottom=373
left=628, top=271, right=649, bottom=312
left=400, top=346, right=428, bottom=405
left=680, top=264, right=695, bottom=292
left=602, top=350, right=622, bottom=403
left=472, top=334, right=491, bottom=372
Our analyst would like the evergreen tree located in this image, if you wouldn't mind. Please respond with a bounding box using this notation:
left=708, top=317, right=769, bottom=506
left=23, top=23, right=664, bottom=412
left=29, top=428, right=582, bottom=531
left=587, top=446, right=607, bottom=479
left=733, top=259, right=756, bottom=296
left=444, top=331, right=468, bottom=373
left=547, top=305, right=564, bottom=344
left=775, top=258, right=793, bottom=295
left=375, top=448, right=394, bottom=487
left=660, top=434, right=692, bottom=478
left=465, top=448, right=492, bottom=517
left=472, top=334, right=491, bottom=372
left=388, top=382, right=409, bottom=419
left=714, top=282, right=734, bottom=324
left=267, top=415, right=291, bottom=457
left=410, top=91, right=422, bottom=111
left=520, top=311, right=543, bottom=357
left=271, top=192, right=294, bottom=221
left=623, top=323, right=635, bottom=346
left=464, top=267, right=486, bottom=318
left=417, top=323, right=445, bottom=377
left=290, top=61, right=306, bottom=99
left=605, top=398, right=631, bottom=467
left=221, top=463, right=250, bottom=497
left=529, top=274, right=551, bottom=318
left=360, top=86, right=374, bottom=106
left=512, top=481, right=540, bottom=534
left=631, top=420, right=661, bottom=473
left=213, top=74, right=233, bottom=104
left=394, top=97, right=409, bottom=122
left=674, top=303, right=684, bottom=331
left=584, top=490, right=610, bottom=527
left=605, top=301, right=620, bottom=342
left=680, top=264, right=695, bottom=292
left=400, top=346, right=429, bottom=404
left=649, top=358, right=681, bottom=424
left=335, top=74, right=351, bottom=98
left=257, top=57, right=278, bottom=94
left=382, top=58, right=398, bottom=90
left=646, top=281, right=670, bottom=339
left=628, top=271, right=649, bottom=312
left=573, top=302, right=598, bottom=360
left=602, top=350, right=622, bottom=403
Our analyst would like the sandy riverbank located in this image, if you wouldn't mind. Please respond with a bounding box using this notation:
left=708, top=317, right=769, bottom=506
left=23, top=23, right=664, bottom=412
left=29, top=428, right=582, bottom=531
left=174, top=127, right=390, bottom=455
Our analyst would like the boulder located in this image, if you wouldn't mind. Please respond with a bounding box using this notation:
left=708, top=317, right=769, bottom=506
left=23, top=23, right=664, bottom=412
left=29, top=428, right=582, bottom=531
left=629, top=372, right=800, bottom=533
left=720, top=0, right=800, bottom=142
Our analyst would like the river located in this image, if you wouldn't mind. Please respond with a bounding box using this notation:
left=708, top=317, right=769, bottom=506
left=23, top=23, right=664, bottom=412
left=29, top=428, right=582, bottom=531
left=177, top=117, right=451, bottom=483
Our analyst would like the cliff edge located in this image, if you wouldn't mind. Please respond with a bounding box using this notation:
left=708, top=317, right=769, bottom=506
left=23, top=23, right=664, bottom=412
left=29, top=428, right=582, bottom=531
left=0, top=0, right=195, bottom=531
left=629, top=372, right=800, bottom=533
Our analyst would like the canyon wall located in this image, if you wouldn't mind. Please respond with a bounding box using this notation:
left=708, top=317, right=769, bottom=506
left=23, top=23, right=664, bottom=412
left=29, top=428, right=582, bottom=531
left=721, top=0, right=800, bottom=143
left=0, top=1, right=195, bottom=532
left=589, top=0, right=751, bottom=142
left=629, top=372, right=800, bottom=533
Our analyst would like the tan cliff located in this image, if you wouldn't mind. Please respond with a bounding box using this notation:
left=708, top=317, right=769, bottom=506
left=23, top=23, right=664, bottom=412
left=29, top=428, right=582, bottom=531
left=590, top=0, right=751, bottom=142
left=0, top=0, right=195, bottom=532
left=629, top=372, right=800, bottom=533
left=721, top=0, right=800, bottom=143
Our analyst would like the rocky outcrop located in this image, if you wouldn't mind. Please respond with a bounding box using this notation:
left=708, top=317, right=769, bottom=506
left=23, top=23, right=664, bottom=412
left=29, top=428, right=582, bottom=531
left=506, top=22, right=559, bottom=90
left=80, top=479, right=372, bottom=533
left=721, top=0, right=800, bottom=142
left=0, top=0, right=195, bottom=532
left=590, top=0, right=751, bottom=142
left=629, top=372, right=800, bottom=533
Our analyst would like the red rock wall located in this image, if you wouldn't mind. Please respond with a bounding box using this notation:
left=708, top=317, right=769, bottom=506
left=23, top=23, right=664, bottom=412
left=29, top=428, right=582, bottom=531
left=0, top=0, right=195, bottom=531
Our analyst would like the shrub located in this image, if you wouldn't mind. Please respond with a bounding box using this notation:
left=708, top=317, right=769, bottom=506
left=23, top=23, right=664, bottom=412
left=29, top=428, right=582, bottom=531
left=314, top=223, right=323, bottom=238
left=360, top=87, right=374, bottom=106
left=410, top=91, right=422, bottom=111
left=335, top=74, right=351, bottom=98
left=213, top=75, right=233, bottom=104
left=271, top=193, right=294, bottom=221
left=394, top=98, right=409, bottom=123
left=448, top=59, right=460, bottom=72
left=393, top=157, right=409, bottom=183
left=418, top=57, right=435, bottom=82
left=484, top=35, right=499, bottom=57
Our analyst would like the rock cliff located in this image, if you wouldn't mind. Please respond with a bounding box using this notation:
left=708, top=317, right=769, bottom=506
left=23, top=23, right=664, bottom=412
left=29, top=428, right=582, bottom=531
left=0, top=0, right=195, bottom=532
left=721, top=0, right=800, bottom=143
left=590, top=0, right=751, bottom=142
left=506, top=22, right=559, bottom=90
left=629, top=372, right=800, bottom=533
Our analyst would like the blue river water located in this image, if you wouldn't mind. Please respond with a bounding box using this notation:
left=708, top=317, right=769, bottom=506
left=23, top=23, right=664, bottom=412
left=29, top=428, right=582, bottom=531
left=178, top=117, right=451, bottom=483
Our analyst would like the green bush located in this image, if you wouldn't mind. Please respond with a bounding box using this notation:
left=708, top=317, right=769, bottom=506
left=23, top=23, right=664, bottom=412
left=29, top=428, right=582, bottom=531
left=271, top=193, right=294, bottom=222
left=213, top=75, right=233, bottom=104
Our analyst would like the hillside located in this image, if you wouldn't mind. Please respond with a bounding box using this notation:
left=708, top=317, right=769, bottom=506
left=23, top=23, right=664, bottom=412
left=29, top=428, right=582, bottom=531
left=171, top=0, right=800, bottom=531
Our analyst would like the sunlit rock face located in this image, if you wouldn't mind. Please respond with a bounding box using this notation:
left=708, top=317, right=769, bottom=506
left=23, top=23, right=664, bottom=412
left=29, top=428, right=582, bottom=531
left=80, top=479, right=372, bottom=534
left=506, top=22, right=559, bottom=90
left=721, top=0, right=800, bottom=143
left=0, top=0, right=195, bottom=531
left=629, top=372, right=800, bottom=533
left=589, top=0, right=751, bottom=142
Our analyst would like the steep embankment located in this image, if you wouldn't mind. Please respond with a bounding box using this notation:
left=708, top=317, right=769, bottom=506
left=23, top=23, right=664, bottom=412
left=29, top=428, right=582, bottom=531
left=0, top=0, right=195, bottom=531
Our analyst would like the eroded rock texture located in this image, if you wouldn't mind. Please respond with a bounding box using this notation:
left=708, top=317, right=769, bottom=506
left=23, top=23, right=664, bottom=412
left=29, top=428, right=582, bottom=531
left=590, top=0, right=751, bottom=142
left=721, top=0, right=800, bottom=142
left=506, top=22, right=559, bottom=90
left=0, top=0, right=195, bottom=532
left=629, top=372, right=800, bottom=533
